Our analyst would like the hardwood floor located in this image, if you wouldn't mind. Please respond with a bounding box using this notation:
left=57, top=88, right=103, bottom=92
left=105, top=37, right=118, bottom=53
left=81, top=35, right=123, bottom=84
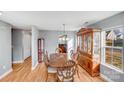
left=0, top=57, right=106, bottom=82
left=74, top=66, right=106, bottom=82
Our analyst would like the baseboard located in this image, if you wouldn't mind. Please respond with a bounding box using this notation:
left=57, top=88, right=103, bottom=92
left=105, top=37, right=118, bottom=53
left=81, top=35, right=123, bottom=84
left=32, top=62, right=38, bottom=70
left=13, top=56, right=31, bottom=64
left=0, top=69, right=13, bottom=79
left=12, top=60, right=24, bottom=64
left=100, top=73, right=114, bottom=82
left=24, top=56, right=31, bottom=61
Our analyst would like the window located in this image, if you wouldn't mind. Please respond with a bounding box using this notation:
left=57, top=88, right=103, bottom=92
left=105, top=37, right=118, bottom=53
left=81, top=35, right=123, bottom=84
left=106, top=30, right=113, bottom=46
left=103, top=26, right=123, bottom=71
left=112, top=49, right=122, bottom=69
left=105, top=48, right=112, bottom=65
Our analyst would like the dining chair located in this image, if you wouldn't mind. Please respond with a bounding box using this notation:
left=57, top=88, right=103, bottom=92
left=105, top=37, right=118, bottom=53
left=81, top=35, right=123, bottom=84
left=70, top=50, right=80, bottom=78
left=55, top=47, right=62, bottom=53
left=57, top=60, right=76, bottom=82
left=43, top=51, right=57, bottom=81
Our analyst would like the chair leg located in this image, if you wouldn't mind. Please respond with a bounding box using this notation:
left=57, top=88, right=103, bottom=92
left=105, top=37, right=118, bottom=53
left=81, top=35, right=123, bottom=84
left=55, top=73, right=58, bottom=82
left=61, top=77, right=64, bottom=82
left=72, top=77, right=74, bottom=82
left=77, top=67, right=80, bottom=78
left=56, top=76, right=64, bottom=82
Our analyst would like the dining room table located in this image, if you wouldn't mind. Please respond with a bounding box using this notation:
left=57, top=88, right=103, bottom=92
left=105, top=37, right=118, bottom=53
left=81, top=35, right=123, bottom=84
left=48, top=54, right=76, bottom=68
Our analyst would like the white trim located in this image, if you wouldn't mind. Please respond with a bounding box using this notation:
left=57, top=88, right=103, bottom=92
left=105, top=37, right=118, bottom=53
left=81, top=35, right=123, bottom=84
left=12, top=60, right=24, bottom=64
left=24, top=56, right=31, bottom=60
left=0, top=69, right=13, bottom=79
left=32, top=62, right=38, bottom=70
left=100, top=73, right=113, bottom=82
left=104, top=46, right=123, bottom=49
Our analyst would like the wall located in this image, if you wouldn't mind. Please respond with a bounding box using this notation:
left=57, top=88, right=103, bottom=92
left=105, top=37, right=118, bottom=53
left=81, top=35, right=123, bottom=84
left=88, top=12, right=124, bottom=82
left=12, top=30, right=23, bottom=62
left=32, top=27, right=39, bottom=70
left=23, top=31, right=31, bottom=60
left=88, top=12, right=124, bottom=29
left=12, top=30, right=31, bottom=63
left=0, top=21, right=12, bottom=78
left=38, top=31, right=76, bottom=55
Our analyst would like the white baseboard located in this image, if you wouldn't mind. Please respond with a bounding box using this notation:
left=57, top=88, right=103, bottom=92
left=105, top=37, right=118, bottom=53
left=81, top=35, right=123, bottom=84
left=0, top=69, right=13, bottom=79
left=13, top=56, right=31, bottom=64
left=12, top=60, right=24, bottom=64
left=100, top=74, right=114, bottom=82
left=24, top=56, right=31, bottom=60
left=32, top=62, right=38, bottom=70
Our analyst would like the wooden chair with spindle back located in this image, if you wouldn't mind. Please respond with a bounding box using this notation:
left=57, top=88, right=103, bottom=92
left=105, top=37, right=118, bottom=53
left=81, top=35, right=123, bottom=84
left=55, top=47, right=63, bottom=53
left=57, top=60, right=76, bottom=82
left=43, top=50, right=58, bottom=82
left=70, top=50, right=80, bottom=78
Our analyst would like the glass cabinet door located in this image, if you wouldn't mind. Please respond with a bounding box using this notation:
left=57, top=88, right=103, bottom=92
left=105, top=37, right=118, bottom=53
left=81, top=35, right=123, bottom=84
left=87, top=33, right=92, bottom=55
left=77, top=35, right=83, bottom=51
left=84, top=34, right=88, bottom=53
left=93, top=32, right=100, bottom=62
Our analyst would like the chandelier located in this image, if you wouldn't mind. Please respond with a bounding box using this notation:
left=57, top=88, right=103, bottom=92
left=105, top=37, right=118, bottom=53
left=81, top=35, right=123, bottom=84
left=59, top=24, right=69, bottom=42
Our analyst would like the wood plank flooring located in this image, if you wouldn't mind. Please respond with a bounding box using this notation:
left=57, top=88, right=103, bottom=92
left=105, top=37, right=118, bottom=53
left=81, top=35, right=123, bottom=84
left=0, top=57, right=106, bottom=82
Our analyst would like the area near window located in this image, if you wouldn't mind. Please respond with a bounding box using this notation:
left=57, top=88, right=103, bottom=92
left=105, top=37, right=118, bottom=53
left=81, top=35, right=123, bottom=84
left=102, top=26, right=123, bottom=71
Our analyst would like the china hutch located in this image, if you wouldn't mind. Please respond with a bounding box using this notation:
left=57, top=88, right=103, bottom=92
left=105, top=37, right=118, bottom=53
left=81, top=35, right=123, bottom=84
left=77, top=28, right=101, bottom=77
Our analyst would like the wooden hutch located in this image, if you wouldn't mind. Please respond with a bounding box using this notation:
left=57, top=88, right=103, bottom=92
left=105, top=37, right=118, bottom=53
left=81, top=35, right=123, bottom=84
left=77, top=28, right=101, bottom=77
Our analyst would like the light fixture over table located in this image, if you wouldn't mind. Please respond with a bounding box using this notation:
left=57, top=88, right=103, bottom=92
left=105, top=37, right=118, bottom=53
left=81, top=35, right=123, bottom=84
left=59, top=24, right=68, bottom=42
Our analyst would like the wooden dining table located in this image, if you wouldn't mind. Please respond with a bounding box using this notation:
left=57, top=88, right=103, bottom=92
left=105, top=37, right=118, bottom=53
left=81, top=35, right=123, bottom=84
left=48, top=57, right=75, bottom=68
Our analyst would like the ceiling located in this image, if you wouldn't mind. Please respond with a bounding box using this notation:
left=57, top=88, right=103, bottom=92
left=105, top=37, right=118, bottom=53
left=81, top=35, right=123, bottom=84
left=0, top=11, right=121, bottom=31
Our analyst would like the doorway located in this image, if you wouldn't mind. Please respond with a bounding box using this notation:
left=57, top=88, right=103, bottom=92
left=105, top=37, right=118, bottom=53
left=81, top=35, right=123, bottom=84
left=58, top=44, right=67, bottom=53
left=38, top=38, right=45, bottom=63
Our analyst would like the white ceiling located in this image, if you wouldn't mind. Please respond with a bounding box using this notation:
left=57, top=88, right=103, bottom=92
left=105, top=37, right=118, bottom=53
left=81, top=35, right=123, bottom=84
left=0, top=11, right=121, bottom=31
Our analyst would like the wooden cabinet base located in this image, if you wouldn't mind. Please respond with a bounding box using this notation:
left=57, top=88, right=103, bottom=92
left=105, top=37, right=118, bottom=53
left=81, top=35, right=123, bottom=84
left=78, top=54, right=100, bottom=77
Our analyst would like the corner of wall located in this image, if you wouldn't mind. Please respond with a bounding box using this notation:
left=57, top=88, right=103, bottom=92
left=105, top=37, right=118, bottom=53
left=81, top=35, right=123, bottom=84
left=32, top=61, right=38, bottom=70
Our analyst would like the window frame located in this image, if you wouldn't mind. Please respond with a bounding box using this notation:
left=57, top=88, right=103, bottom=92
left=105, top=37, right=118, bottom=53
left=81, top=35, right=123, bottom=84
left=102, top=26, right=124, bottom=72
